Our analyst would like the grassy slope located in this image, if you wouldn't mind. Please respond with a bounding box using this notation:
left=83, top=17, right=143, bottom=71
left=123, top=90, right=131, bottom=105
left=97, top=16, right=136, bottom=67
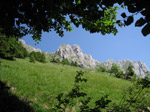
left=0, top=58, right=132, bottom=111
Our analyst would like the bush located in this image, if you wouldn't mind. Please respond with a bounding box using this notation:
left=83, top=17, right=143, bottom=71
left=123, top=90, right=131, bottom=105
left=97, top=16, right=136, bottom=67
left=29, top=55, right=35, bottom=63
left=0, top=37, right=14, bottom=60
left=97, top=65, right=107, bottom=72
left=51, top=57, right=78, bottom=67
left=61, top=58, right=70, bottom=65
left=29, top=51, right=46, bottom=63
left=70, top=61, right=78, bottom=67
left=0, top=36, right=28, bottom=60
left=39, top=53, right=46, bottom=63
left=51, top=58, right=61, bottom=64
left=125, top=64, right=135, bottom=80
left=108, top=64, right=127, bottom=79
left=109, top=64, right=120, bottom=75
left=114, top=70, right=125, bottom=79
left=13, top=41, right=29, bottom=58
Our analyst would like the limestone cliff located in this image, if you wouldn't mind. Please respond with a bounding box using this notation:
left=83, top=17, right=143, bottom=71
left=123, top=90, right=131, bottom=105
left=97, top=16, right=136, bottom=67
left=101, top=59, right=149, bottom=78
left=19, top=39, right=42, bottom=53
left=55, top=44, right=98, bottom=68
left=19, top=41, right=149, bottom=78
left=56, top=44, right=149, bottom=78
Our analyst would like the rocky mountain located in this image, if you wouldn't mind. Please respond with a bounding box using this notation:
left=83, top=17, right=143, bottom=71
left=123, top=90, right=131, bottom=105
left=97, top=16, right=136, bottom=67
left=55, top=44, right=99, bottom=68
left=19, top=40, right=149, bottom=78
left=101, top=59, right=149, bottom=78
left=19, top=39, right=42, bottom=53
left=56, top=44, right=149, bottom=78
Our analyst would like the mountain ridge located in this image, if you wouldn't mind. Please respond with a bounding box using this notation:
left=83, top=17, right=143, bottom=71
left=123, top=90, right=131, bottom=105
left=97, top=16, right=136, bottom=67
left=20, top=40, right=149, bottom=78
left=55, top=44, right=149, bottom=78
left=19, top=39, right=42, bottom=53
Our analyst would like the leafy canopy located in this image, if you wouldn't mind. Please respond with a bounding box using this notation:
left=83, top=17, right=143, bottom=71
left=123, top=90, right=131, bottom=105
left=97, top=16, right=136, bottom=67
left=0, top=35, right=28, bottom=60
left=1, top=0, right=150, bottom=40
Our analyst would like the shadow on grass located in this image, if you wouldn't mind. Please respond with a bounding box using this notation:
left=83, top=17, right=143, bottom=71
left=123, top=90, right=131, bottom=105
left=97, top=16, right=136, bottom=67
left=0, top=80, right=33, bottom=112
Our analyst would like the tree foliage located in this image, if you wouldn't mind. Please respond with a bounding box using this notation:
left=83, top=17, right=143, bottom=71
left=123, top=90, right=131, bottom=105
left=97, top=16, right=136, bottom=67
left=96, top=65, right=107, bottom=72
left=109, top=64, right=120, bottom=75
left=125, top=64, right=136, bottom=80
left=1, top=0, right=149, bottom=40
left=61, top=58, right=70, bottom=65
left=51, top=57, right=78, bottom=67
left=29, top=51, right=46, bottom=63
left=51, top=58, right=61, bottom=64
left=70, top=61, right=78, bottom=67
left=0, top=35, right=28, bottom=60
left=108, top=64, right=126, bottom=79
left=29, top=55, right=35, bottom=63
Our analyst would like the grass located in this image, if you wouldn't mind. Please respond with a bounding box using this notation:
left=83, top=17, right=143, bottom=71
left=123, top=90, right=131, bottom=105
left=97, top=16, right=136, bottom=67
left=0, top=58, right=133, bottom=111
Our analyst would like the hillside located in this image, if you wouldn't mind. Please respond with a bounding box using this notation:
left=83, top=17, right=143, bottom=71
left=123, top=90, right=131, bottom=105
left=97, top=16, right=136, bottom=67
left=19, top=40, right=149, bottom=78
left=0, top=58, right=134, bottom=112
left=55, top=44, right=149, bottom=78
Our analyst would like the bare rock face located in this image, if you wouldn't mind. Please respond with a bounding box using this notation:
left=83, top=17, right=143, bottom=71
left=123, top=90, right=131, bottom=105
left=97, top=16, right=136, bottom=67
left=56, top=44, right=98, bottom=68
left=102, top=59, right=149, bottom=78
left=19, top=39, right=42, bottom=53
left=56, top=44, right=149, bottom=78
left=18, top=41, right=149, bottom=78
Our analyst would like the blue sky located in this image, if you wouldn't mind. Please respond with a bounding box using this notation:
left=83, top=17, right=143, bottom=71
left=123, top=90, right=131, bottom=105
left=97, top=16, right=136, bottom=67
left=22, top=8, right=150, bottom=69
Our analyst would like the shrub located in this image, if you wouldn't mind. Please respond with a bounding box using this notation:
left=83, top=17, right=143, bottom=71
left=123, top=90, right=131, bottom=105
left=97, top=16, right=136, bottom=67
left=0, top=37, right=14, bottom=60
left=51, top=57, right=78, bottom=67
left=13, top=41, right=29, bottom=58
left=29, top=55, right=35, bottom=63
left=61, top=58, right=70, bottom=65
left=108, top=64, right=127, bottom=79
left=70, top=61, right=78, bottom=67
left=109, top=64, right=120, bottom=75
left=125, top=64, right=135, bottom=80
left=51, top=58, right=61, bottom=64
left=0, top=36, right=28, bottom=60
left=39, top=53, right=46, bottom=63
left=115, top=70, right=125, bottom=79
left=29, top=51, right=46, bottom=63
left=97, top=65, right=107, bottom=72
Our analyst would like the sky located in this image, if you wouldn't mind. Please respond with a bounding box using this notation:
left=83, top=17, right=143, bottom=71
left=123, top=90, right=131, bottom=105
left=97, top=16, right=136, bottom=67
left=22, top=8, right=150, bottom=69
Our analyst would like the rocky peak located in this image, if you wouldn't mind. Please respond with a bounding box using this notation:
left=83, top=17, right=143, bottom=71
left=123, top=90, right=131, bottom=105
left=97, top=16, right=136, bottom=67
left=72, top=45, right=82, bottom=53
left=101, top=59, right=149, bottom=78
left=56, top=44, right=97, bottom=68
left=56, top=44, right=75, bottom=59
left=18, top=41, right=149, bottom=78
left=55, top=44, right=149, bottom=78
left=103, top=59, right=115, bottom=69
left=116, top=60, right=149, bottom=78
left=19, top=39, right=42, bottom=53
left=72, top=45, right=84, bottom=59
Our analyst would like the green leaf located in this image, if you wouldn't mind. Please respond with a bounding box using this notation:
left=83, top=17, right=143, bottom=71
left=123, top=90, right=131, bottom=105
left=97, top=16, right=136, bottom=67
left=121, top=12, right=127, bottom=18
left=76, top=0, right=81, bottom=4
left=141, top=10, right=147, bottom=16
left=124, top=16, right=133, bottom=26
left=142, top=24, right=150, bottom=36
left=135, top=18, right=146, bottom=27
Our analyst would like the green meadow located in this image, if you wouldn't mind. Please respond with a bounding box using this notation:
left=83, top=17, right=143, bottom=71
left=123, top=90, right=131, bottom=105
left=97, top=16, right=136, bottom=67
left=0, top=58, right=134, bottom=111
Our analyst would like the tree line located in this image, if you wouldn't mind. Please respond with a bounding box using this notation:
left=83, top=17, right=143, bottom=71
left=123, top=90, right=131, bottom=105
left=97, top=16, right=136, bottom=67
left=0, top=35, right=79, bottom=66
left=51, top=57, right=78, bottom=67
left=0, top=35, right=46, bottom=63
left=96, top=64, right=138, bottom=81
